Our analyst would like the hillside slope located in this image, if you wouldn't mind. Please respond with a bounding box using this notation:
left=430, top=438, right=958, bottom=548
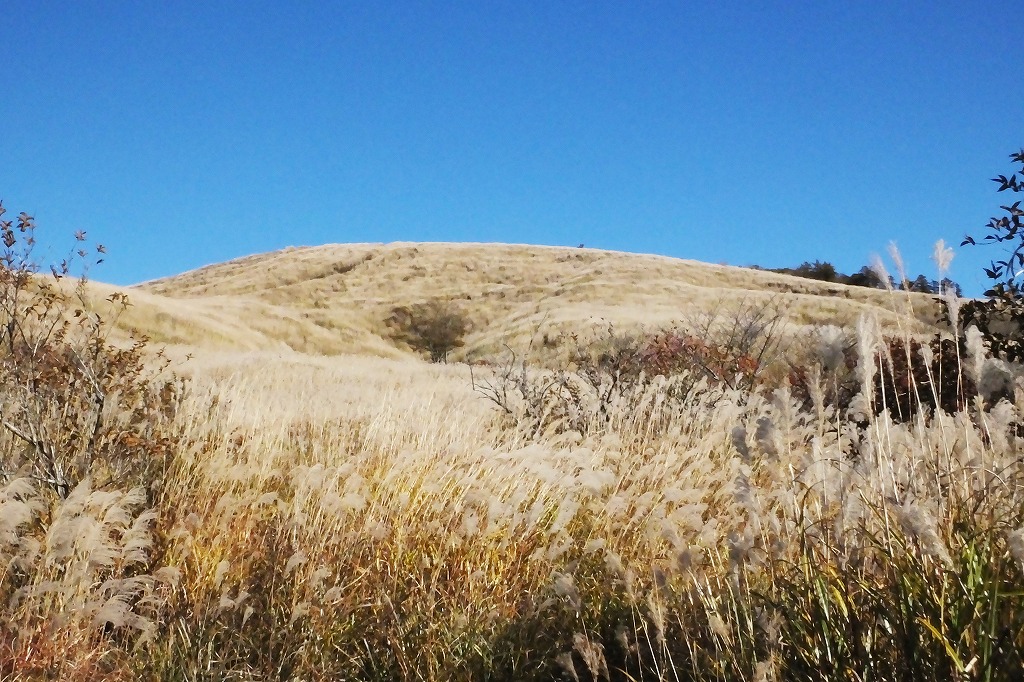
left=116, top=242, right=945, bottom=359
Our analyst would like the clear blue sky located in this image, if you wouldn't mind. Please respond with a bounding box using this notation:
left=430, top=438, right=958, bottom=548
left=1, top=2, right=1019, bottom=294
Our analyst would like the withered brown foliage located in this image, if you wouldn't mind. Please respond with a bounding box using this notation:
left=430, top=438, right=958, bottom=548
left=788, top=334, right=993, bottom=422
left=0, top=201, right=179, bottom=499
left=873, top=335, right=976, bottom=420
left=474, top=301, right=787, bottom=440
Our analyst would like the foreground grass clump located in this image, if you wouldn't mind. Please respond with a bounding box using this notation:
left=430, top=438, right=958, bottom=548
left=2, top=316, right=1023, bottom=680
left=0, top=203, right=181, bottom=680
left=3, top=323, right=1024, bottom=680
left=112, top=326, right=1018, bottom=681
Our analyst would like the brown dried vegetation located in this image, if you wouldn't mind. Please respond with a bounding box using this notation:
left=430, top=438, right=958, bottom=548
left=0, top=202, right=180, bottom=678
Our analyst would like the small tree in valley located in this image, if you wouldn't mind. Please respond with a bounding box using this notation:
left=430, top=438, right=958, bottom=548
left=387, top=299, right=470, bottom=363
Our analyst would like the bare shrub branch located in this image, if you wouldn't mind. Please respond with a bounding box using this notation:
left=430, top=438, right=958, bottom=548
left=0, top=201, right=180, bottom=498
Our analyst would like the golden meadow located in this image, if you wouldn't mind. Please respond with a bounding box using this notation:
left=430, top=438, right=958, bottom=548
left=2, top=239, right=1023, bottom=681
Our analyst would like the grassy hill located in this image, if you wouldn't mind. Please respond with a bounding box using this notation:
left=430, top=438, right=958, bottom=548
left=111, top=242, right=944, bottom=360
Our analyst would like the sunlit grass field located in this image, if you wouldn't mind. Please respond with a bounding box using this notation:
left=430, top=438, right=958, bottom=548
left=2, top=243, right=1023, bottom=681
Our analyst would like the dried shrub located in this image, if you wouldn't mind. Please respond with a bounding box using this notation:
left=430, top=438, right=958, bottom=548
left=472, top=326, right=689, bottom=440
left=675, top=297, right=787, bottom=390
left=387, top=299, right=470, bottom=363
left=640, top=331, right=761, bottom=388
left=788, top=325, right=1019, bottom=429
left=471, top=348, right=589, bottom=439
left=784, top=324, right=861, bottom=413
left=473, top=300, right=787, bottom=440
left=0, top=202, right=180, bottom=498
left=0, top=202, right=181, bottom=678
left=787, top=332, right=969, bottom=421
left=873, top=335, right=976, bottom=421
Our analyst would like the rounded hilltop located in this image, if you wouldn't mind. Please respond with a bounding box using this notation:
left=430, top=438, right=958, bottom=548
left=110, top=242, right=943, bottom=359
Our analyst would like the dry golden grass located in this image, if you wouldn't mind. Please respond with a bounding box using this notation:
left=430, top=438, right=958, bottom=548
left=75, top=336, right=1024, bottom=679
left=127, top=242, right=944, bottom=361
left=8, top=242, right=1021, bottom=681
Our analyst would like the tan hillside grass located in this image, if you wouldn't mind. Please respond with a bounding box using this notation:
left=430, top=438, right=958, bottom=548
left=130, top=242, right=946, bottom=361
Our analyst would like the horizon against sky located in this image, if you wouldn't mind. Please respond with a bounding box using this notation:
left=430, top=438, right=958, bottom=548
left=1, top=2, right=1019, bottom=295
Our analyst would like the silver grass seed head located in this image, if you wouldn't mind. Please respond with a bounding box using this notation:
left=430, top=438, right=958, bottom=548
left=870, top=254, right=893, bottom=292
left=604, top=551, right=625, bottom=577
left=756, top=607, right=783, bottom=642
left=965, top=326, right=987, bottom=386
left=933, top=239, right=955, bottom=277
left=887, top=242, right=908, bottom=286
left=728, top=529, right=757, bottom=568
left=652, top=565, right=668, bottom=589
left=214, top=559, right=230, bottom=588
left=556, top=652, right=579, bottom=682
left=708, top=614, right=732, bottom=643
left=754, top=416, right=778, bottom=458
left=856, top=314, right=880, bottom=399
left=817, top=325, right=847, bottom=373
left=918, top=342, right=934, bottom=368
left=677, top=545, right=703, bottom=572
left=754, top=660, right=777, bottom=682
left=552, top=571, right=582, bottom=611
left=572, top=633, right=609, bottom=682
left=979, top=359, right=1013, bottom=403
left=614, top=625, right=631, bottom=652
left=895, top=501, right=952, bottom=566
left=731, top=425, right=750, bottom=463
